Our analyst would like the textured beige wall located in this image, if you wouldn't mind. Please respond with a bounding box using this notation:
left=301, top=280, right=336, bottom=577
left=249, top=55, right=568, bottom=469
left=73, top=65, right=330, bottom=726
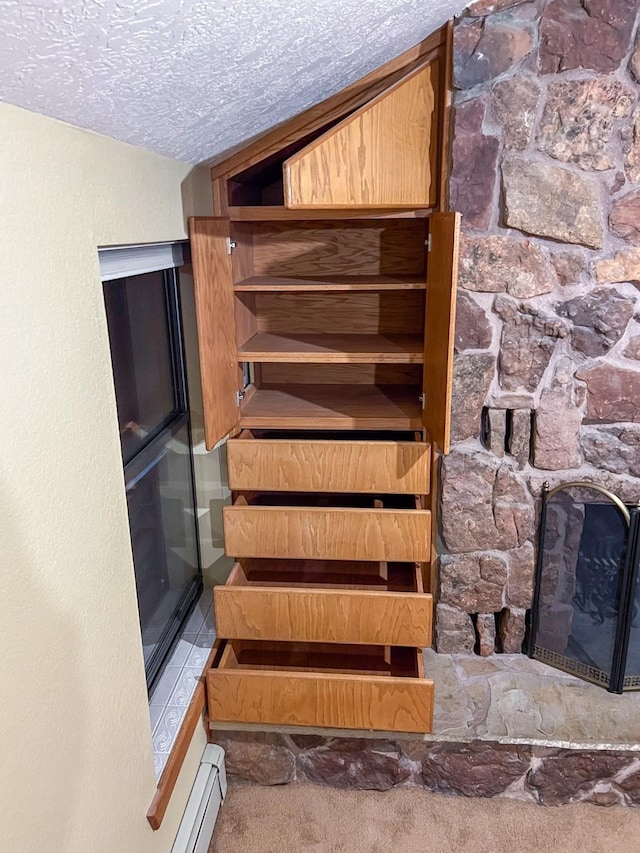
left=0, top=102, right=212, bottom=853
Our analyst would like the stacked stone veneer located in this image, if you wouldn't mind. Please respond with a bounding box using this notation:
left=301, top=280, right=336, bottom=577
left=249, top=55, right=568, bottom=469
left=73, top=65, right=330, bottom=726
left=437, top=0, right=640, bottom=655
left=214, top=732, right=640, bottom=807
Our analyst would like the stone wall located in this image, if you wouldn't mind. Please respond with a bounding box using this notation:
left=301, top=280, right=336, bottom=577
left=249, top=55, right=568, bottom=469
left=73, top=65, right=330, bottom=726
left=438, top=0, right=640, bottom=653
left=214, top=731, right=640, bottom=807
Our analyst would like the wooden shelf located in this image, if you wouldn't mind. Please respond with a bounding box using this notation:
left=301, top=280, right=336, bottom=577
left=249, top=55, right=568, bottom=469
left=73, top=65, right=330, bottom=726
left=239, top=384, right=422, bottom=429
left=237, top=332, right=423, bottom=363
left=234, top=274, right=426, bottom=292
left=229, top=206, right=431, bottom=221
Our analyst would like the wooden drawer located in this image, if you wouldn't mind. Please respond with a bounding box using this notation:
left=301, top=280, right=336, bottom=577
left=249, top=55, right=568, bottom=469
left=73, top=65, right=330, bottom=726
left=207, top=641, right=433, bottom=733
left=215, top=561, right=433, bottom=646
left=223, top=497, right=430, bottom=562
left=227, top=430, right=431, bottom=494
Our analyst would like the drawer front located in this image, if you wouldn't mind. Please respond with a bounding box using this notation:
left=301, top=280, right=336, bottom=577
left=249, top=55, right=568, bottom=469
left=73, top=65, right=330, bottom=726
left=214, top=585, right=433, bottom=646
left=223, top=505, right=431, bottom=562
left=207, top=662, right=433, bottom=734
left=226, top=435, right=431, bottom=494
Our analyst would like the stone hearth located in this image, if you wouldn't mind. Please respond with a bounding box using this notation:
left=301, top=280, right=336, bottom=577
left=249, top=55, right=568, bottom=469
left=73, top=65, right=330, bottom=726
left=438, top=0, right=640, bottom=654
left=211, top=651, right=640, bottom=807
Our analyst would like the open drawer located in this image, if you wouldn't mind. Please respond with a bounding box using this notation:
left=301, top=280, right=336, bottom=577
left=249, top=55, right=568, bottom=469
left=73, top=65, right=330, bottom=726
left=214, top=560, right=432, bottom=646
left=223, top=493, right=430, bottom=562
left=226, top=430, right=431, bottom=494
left=207, top=641, right=433, bottom=733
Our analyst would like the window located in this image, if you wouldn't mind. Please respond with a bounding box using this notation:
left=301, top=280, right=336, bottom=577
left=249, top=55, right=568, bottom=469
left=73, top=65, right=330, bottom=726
left=101, top=243, right=202, bottom=690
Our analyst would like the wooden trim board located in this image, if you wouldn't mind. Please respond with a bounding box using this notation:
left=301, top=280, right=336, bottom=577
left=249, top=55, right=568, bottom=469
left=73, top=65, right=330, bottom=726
left=233, top=274, right=426, bottom=292
left=146, top=641, right=221, bottom=830
left=228, top=206, right=432, bottom=221
left=189, top=217, right=239, bottom=449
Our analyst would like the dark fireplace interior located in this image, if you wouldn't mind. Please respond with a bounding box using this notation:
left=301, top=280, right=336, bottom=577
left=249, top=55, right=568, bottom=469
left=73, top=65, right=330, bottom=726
left=530, top=483, right=640, bottom=693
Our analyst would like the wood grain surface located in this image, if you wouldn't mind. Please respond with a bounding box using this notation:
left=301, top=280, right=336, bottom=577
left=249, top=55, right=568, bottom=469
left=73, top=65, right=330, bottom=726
left=189, top=217, right=239, bottom=449
left=223, top=504, right=431, bottom=562
left=250, top=220, right=427, bottom=278
left=253, top=289, right=425, bottom=335
left=239, top=384, right=422, bottom=429
left=284, top=62, right=439, bottom=209
left=226, top=434, right=430, bottom=493
left=214, top=583, right=432, bottom=646
left=228, top=559, right=419, bottom=590
left=257, top=364, right=421, bottom=385
left=207, top=643, right=433, bottom=732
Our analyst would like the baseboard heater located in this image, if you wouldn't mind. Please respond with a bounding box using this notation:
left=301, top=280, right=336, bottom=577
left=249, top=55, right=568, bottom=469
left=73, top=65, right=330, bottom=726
left=171, top=744, right=227, bottom=853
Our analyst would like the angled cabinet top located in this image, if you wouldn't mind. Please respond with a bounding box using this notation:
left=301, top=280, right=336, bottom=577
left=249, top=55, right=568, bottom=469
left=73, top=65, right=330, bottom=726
left=283, top=60, right=440, bottom=210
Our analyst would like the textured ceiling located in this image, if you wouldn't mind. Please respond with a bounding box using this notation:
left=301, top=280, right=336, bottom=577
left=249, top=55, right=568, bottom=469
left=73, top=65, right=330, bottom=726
left=0, top=0, right=467, bottom=165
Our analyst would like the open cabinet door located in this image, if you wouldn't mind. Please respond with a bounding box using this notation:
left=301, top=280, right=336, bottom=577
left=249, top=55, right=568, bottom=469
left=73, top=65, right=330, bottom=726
left=422, top=211, right=460, bottom=454
left=189, top=217, right=239, bottom=450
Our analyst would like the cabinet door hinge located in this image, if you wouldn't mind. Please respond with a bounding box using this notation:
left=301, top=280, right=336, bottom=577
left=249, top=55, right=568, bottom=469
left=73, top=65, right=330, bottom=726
left=236, top=390, right=245, bottom=407
left=419, top=392, right=425, bottom=410
left=425, top=234, right=432, bottom=253
left=226, top=237, right=237, bottom=255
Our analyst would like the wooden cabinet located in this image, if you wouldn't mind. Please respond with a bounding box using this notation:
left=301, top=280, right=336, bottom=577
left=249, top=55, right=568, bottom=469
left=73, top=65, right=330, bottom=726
left=191, top=22, right=458, bottom=734
left=283, top=61, right=440, bottom=209
left=191, top=213, right=459, bottom=447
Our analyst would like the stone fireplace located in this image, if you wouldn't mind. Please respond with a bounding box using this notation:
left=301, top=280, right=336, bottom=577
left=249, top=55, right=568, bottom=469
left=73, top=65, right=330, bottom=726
left=437, top=0, right=640, bottom=658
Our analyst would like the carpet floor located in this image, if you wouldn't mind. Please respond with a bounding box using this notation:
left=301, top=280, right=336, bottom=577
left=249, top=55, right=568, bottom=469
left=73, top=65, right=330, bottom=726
left=209, top=783, right=640, bottom=853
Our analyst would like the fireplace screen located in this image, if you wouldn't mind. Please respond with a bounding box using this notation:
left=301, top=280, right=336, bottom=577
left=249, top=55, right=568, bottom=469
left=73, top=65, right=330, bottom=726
left=529, top=482, right=640, bottom=693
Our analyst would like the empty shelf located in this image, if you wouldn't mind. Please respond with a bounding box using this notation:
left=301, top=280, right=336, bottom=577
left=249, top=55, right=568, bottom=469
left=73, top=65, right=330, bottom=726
left=229, top=206, right=431, bottom=221
left=237, top=333, right=424, bottom=363
left=239, top=384, right=422, bottom=430
left=233, top=274, right=426, bottom=292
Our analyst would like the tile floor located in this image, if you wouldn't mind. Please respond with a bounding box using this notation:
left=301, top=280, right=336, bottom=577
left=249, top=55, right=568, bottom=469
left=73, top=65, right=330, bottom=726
left=148, top=588, right=215, bottom=778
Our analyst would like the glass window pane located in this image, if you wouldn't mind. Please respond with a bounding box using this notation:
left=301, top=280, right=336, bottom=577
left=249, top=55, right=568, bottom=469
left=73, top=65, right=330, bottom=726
left=103, top=270, right=178, bottom=462
left=126, top=423, right=199, bottom=666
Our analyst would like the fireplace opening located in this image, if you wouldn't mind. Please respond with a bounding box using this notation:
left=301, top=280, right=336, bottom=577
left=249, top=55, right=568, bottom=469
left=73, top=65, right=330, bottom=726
left=529, top=482, right=640, bottom=693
